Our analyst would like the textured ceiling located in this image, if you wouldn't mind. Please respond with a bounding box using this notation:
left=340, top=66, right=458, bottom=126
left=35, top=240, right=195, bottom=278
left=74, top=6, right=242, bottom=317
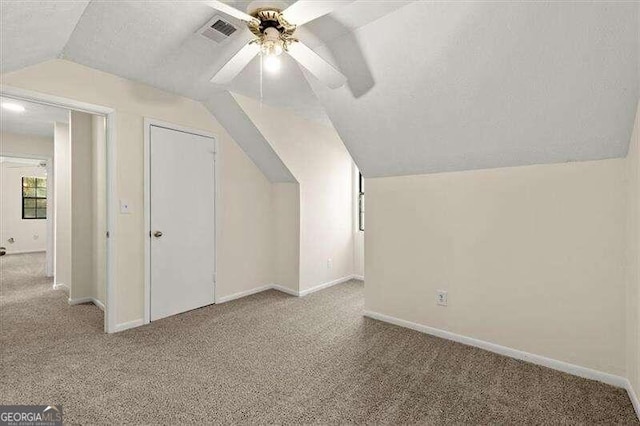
left=0, top=1, right=89, bottom=72
left=1, top=97, right=68, bottom=138
left=1, top=1, right=638, bottom=179
left=57, top=0, right=410, bottom=124
left=309, top=1, right=640, bottom=177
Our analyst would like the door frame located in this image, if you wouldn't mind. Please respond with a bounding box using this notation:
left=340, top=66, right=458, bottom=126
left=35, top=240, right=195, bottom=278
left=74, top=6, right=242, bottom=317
left=0, top=85, right=117, bottom=333
left=143, top=118, right=218, bottom=324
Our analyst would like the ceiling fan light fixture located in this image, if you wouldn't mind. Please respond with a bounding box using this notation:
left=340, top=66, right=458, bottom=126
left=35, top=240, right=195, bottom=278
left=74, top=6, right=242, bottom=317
left=261, top=39, right=284, bottom=56
left=263, top=54, right=281, bottom=73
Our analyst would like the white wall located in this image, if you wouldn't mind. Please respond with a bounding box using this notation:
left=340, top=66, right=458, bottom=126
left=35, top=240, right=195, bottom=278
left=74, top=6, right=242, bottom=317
left=626, top=102, right=640, bottom=399
left=273, top=182, right=300, bottom=293
left=92, top=115, right=106, bottom=305
left=0, top=163, right=47, bottom=254
left=2, top=59, right=277, bottom=327
left=54, top=122, right=71, bottom=290
left=0, top=131, right=53, bottom=158
left=234, top=94, right=355, bottom=291
left=365, top=159, right=627, bottom=376
left=69, top=111, right=94, bottom=301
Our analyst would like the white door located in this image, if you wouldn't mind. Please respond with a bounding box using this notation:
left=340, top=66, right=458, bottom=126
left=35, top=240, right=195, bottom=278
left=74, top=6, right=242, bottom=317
left=150, top=125, right=215, bottom=321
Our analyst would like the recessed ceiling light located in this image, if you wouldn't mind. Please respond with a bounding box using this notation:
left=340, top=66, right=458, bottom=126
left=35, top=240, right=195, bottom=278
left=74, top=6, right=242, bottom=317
left=2, top=102, right=26, bottom=113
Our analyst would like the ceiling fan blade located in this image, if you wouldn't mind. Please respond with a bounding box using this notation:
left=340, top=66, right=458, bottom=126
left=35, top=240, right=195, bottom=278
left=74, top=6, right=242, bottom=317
left=281, top=1, right=354, bottom=26
left=211, top=42, right=260, bottom=84
left=202, top=1, right=259, bottom=24
left=287, top=41, right=346, bottom=89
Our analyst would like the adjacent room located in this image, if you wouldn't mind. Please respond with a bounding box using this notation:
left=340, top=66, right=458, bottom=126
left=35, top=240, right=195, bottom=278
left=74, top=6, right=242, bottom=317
left=1, top=96, right=108, bottom=335
left=0, top=1, right=638, bottom=424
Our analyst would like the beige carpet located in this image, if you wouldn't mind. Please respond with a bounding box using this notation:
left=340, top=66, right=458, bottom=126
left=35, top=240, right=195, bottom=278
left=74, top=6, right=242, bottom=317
left=1, top=253, right=638, bottom=424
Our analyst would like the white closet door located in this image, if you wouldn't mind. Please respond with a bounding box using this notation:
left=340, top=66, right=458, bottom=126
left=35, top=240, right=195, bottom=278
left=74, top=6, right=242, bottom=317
left=150, top=125, right=215, bottom=321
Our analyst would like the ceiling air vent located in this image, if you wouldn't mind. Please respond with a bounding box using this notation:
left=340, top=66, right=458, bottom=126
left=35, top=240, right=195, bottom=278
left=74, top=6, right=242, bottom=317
left=198, top=15, right=237, bottom=43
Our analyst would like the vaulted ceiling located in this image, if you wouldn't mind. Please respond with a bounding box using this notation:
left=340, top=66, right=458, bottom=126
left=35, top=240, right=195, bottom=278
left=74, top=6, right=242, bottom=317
left=1, top=1, right=638, bottom=179
left=309, top=1, right=639, bottom=176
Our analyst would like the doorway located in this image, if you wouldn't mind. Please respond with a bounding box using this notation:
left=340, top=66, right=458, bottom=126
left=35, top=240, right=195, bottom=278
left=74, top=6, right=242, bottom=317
left=144, top=120, right=217, bottom=322
left=0, top=93, right=113, bottom=332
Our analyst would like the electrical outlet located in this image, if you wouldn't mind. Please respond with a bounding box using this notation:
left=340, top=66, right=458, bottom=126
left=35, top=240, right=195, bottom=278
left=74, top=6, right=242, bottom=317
left=327, top=258, right=333, bottom=270
left=436, top=290, right=448, bottom=306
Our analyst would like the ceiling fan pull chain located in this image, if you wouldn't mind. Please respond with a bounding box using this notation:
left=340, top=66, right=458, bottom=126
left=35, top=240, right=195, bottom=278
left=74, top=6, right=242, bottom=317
left=259, top=52, right=263, bottom=109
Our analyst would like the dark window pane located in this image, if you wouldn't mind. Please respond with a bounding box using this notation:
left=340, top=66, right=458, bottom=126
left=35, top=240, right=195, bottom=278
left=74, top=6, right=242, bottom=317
left=23, top=208, right=36, bottom=219
left=23, top=188, right=36, bottom=197
left=36, top=199, right=47, bottom=209
left=36, top=208, right=47, bottom=219
left=24, top=199, right=36, bottom=208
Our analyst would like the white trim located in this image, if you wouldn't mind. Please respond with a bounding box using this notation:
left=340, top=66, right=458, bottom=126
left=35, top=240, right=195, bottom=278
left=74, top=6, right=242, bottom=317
left=216, top=285, right=273, bottom=303
left=352, top=275, right=364, bottom=281
left=143, top=119, right=151, bottom=324
left=626, top=380, right=640, bottom=420
left=364, top=310, right=629, bottom=389
left=45, top=158, right=54, bottom=277
left=92, top=298, right=106, bottom=312
left=53, top=283, right=70, bottom=294
left=1, top=85, right=117, bottom=334
left=0, top=86, right=113, bottom=115
left=68, top=296, right=105, bottom=311
left=143, top=118, right=218, bottom=324
left=298, top=275, right=360, bottom=296
left=105, top=111, right=117, bottom=334
left=215, top=277, right=361, bottom=303
left=272, top=285, right=299, bottom=296
left=2, top=250, right=46, bottom=255
left=113, top=319, right=145, bottom=333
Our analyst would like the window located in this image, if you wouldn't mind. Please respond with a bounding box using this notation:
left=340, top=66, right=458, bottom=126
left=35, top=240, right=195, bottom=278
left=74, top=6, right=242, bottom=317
left=358, top=172, right=364, bottom=231
left=22, top=177, right=47, bottom=219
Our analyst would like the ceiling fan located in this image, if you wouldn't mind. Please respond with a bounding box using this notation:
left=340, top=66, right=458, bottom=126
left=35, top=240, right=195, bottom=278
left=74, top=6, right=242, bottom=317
left=204, top=0, right=351, bottom=88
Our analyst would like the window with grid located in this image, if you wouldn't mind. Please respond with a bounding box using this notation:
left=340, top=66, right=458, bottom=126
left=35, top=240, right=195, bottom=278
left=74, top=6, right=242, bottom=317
left=358, top=172, right=364, bottom=231
left=22, top=177, right=47, bottom=219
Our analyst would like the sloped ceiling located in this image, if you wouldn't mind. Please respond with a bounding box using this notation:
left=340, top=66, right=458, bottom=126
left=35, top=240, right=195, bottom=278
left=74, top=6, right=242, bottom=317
left=1, top=1, right=638, bottom=180
left=0, top=1, right=90, bottom=72
left=309, top=1, right=639, bottom=177
left=204, top=92, right=296, bottom=182
left=57, top=0, right=410, bottom=125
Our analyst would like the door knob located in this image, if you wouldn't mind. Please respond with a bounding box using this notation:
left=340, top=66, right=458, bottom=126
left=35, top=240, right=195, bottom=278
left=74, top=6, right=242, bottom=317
left=153, top=231, right=163, bottom=238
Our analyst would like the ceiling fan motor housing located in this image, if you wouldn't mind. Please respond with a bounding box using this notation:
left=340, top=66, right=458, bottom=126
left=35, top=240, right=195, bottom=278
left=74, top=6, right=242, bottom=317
left=248, top=8, right=297, bottom=52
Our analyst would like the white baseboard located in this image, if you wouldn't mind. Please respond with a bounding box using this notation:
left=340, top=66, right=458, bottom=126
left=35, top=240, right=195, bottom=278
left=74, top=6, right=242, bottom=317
left=2, top=250, right=46, bottom=255
left=68, top=296, right=105, bottom=311
left=352, top=275, right=365, bottom=281
left=215, top=276, right=360, bottom=303
left=53, top=283, right=69, bottom=294
left=298, top=274, right=361, bottom=297
left=364, top=310, right=628, bottom=389
left=113, top=319, right=144, bottom=333
left=626, top=379, right=640, bottom=420
left=216, top=285, right=273, bottom=304
left=271, top=284, right=299, bottom=296
left=92, top=298, right=105, bottom=311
